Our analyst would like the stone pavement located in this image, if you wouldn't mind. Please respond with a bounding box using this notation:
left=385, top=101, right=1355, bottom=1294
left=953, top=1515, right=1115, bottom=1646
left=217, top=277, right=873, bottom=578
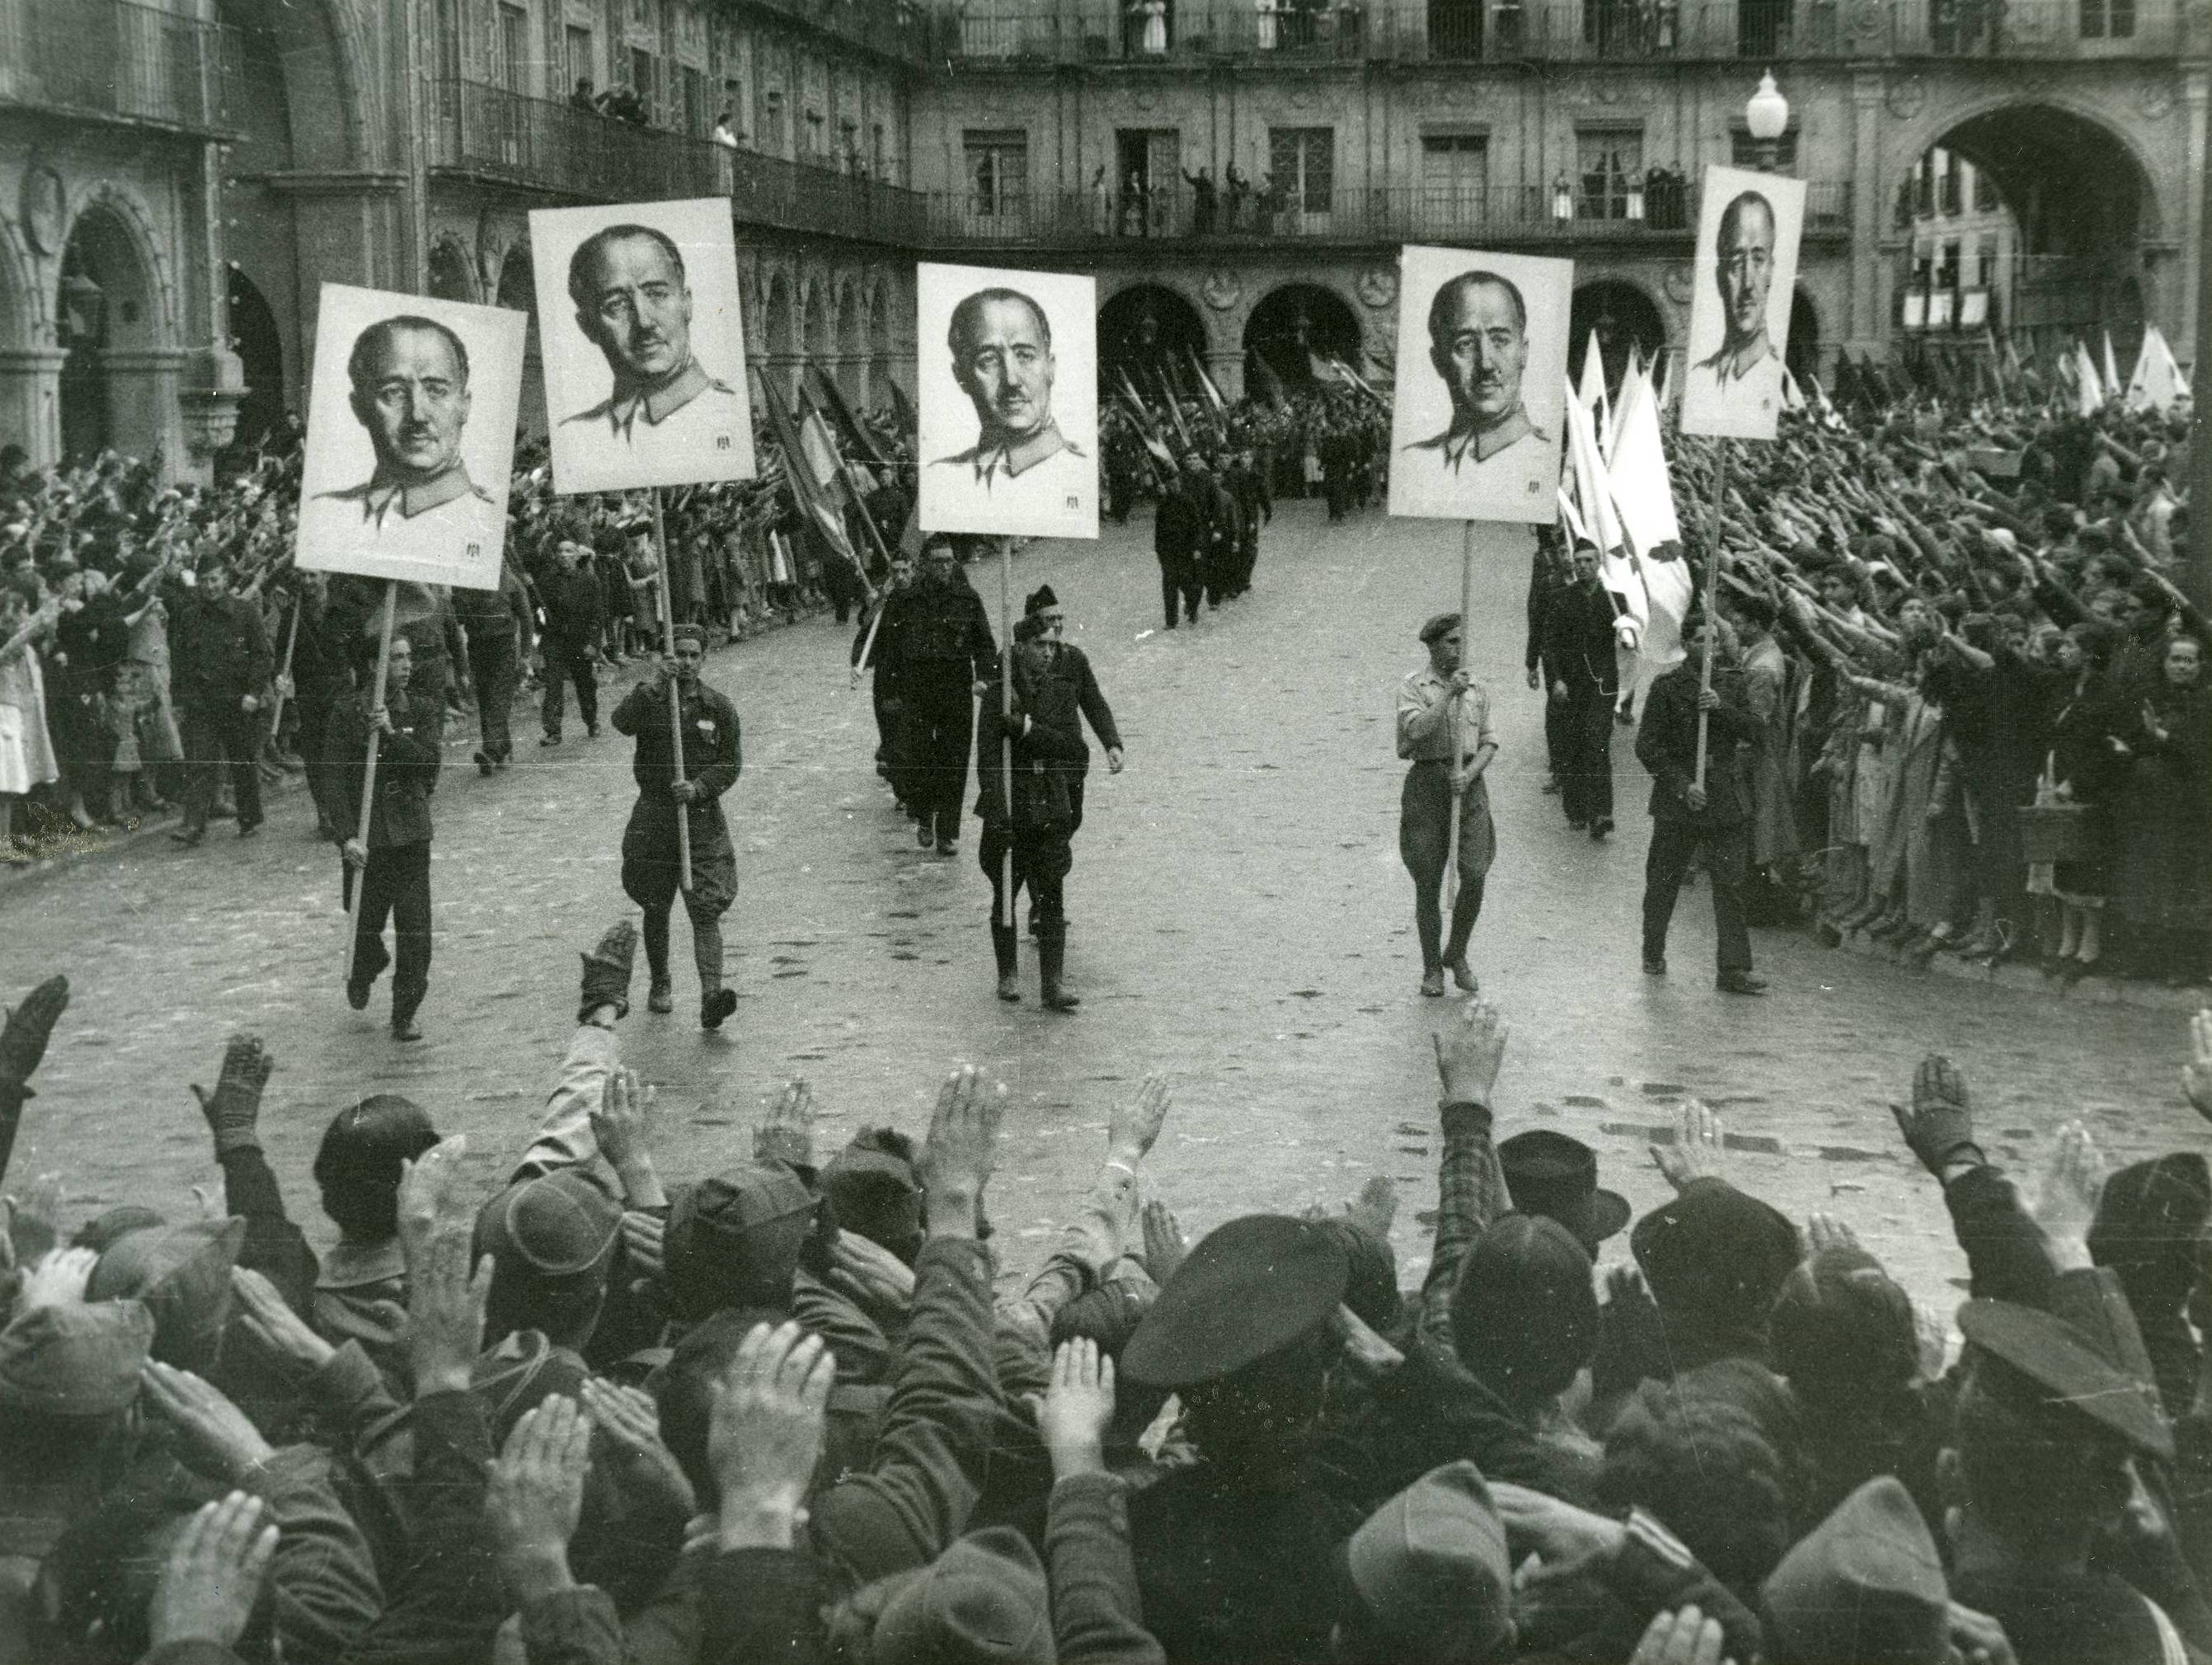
left=2, top=501, right=2200, bottom=1321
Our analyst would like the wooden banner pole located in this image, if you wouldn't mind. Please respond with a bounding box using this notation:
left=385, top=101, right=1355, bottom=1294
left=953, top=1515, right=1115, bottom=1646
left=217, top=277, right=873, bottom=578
left=1444, top=518, right=1477, bottom=909
left=1693, top=440, right=1731, bottom=792
left=267, top=591, right=301, bottom=750
left=342, top=581, right=397, bottom=983
left=652, top=487, right=694, bottom=893
left=998, top=539, right=1015, bottom=934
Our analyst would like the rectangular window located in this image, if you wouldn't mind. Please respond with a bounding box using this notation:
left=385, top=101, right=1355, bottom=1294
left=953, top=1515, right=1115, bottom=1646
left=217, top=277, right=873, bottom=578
left=722, top=77, right=743, bottom=136
left=1419, top=132, right=1489, bottom=233
left=630, top=0, right=652, bottom=24
left=871, top=120, right=886, bottom=176
left=631, top=48, right=655, bottom=113
left=762, top=91, right=784, bottom=153
left=499, top=2, right=530, bottom=93
left=681, top=66, right=703, bottom=133
left=963, top=128, right=1029, bottom=219
left=839, top=117, right=858, bottom=171
left=1974, top=166, right=1998, bottom=212
left=1727, top=129, right=1799, bottom=172
left=2080, top=0, right=2135, bottom=37
left=1976, top=237, right=1997, bottom=287
left=1270, top=126, right=1335, bottom=215
left=805, top=108, right=825, bottom=158
left=1576, top=128, right=1641, bottom=219
left=1940, top=153, right=1962, bottom=214
left=1914, top=155, right=1934, bottom=219
left=566, top=25, right=593, bottom=92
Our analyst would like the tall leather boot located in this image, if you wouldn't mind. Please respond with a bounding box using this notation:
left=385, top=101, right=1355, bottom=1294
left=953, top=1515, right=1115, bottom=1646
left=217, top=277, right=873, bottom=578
left=992, top=923, right=1020, bottom=1002
left=1038, top=921, right=1079, bottom=1011
left=696, top=916, right=735, bottom=1029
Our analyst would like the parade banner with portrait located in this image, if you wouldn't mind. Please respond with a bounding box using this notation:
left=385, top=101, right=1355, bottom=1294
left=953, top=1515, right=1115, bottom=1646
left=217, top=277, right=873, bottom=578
left=916, top=261, right=1098, bottom=541
left=528, top=197, right=758, bottom=496
left=1679, top=166, right=1807, bottom=442
left=294, top=283, right=525, bottom=590
left=1386, top=246, right=1574, bottom=524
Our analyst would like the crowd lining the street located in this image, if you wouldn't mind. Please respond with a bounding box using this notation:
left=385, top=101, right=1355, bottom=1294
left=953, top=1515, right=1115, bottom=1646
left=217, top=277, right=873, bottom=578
left=2, top=949, right=2212, bottom=1663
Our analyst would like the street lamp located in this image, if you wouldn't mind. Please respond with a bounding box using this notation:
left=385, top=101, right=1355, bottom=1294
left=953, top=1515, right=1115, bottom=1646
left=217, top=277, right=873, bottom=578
left=1745, top=70, right=1789, bottom=173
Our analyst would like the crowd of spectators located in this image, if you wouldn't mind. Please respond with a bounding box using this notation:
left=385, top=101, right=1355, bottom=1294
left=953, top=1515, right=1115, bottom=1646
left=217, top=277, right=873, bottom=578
left=0, top=412, right=896, bottom=860
left=1622, top=393, right=2208, bottom=990
left=3, top=942, right=2212, bottom=1663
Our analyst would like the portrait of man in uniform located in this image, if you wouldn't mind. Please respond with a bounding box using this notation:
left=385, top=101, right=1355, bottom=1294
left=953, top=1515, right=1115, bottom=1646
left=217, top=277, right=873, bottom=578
left=918, top=262, right=1098, bottom=540
left=530, top=198, right=758, bottom=493
left=295, top=285, right=524, bottom=590
left=1388, top=246, right=1571, bottom=524
left=1680, top=166, right=1806, bottom=441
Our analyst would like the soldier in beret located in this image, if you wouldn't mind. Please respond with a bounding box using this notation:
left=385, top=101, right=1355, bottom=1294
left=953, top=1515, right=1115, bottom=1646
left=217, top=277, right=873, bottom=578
left=1397, top=610, right=1499, bottom=998
left=611, top=623, right=742, bottom=1029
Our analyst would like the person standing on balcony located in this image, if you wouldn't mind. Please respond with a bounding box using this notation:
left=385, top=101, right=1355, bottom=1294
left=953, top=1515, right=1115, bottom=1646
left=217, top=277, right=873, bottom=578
left=1136, top=0, right=1168, bottom=54
left=1184, top=165, right=1217, bottom=235
left=1225, top=162, right=1252, bottom=231
left=714, top=109, right=738, bottom=195
left=1256, top=0, right=1280, bottom=49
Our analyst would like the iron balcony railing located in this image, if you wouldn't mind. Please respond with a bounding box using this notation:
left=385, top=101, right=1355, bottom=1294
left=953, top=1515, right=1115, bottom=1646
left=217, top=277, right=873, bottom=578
left=921, top=179, right=1851, bottom=246
left=0, top=0, right=229, bottom=130
left=924, top=0, right=2181, bottom=60
left=428, top=81, right=924, bottom=246
left=731, top=0, right=932, bottom=64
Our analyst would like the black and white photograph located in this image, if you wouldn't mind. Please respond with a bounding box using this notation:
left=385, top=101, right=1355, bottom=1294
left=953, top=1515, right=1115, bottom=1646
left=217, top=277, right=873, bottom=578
left=917, top=261, right=1098, bottom=540
left=294, top=285, right=524, bottom=589
left=528, top=197, right=757, bottom=494
left=1387, top=247, right=1573, bottom=523
left=5, top=26, right=2212, bottom=1665
left=1679, top=164, right=1808, bottom=442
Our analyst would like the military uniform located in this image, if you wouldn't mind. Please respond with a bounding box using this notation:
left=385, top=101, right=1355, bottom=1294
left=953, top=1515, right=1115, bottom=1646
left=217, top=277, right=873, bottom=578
left=327, top=682, right=440, bottom=1033
left=1153, top=473, right=1205, bottom=629
left=611, top=667, right=742, bottom=1025
left=171, top=586, right=274, bottom=838
left=876, top=570, right=996, bottom=850
left=453, top=561, right=533, bottom=773
left=1543, top=576, right=1625, bottom=831
left=557, top=357, right=748, bottom=492
left=1397, top=658, right=1498, bottom=986
left=1637, top=658, right=1763, bottom=983
left=536, top=565, right=603, bottom=741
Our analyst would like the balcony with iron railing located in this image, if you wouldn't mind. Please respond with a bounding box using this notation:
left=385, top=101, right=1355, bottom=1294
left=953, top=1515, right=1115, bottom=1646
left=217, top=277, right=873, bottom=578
left=919, top=178, right=1851, bottom=247
left=427, top=81, right=925, bottom=246
left=729, top=0, right=933, bottom=66
left=0, top=0, right=231, bottom=132
left=923, top=0, right=2186, bottom=62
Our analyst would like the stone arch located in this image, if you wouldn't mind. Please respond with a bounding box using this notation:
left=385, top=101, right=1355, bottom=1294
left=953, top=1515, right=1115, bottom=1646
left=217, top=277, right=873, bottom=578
left=65, top=183, right=176, bottom=346
left=0, top=217, right=38, bottom=350
left=216, top=0, right=376, bottom=172
left=1569, top=276, right=1669, bottom=397
left=764, top=270, right=796, bottom=360
left=57, top=192, right=171, bottom=462
left=225, top=265, right=287, bottom=448
left=867, top=277, right=895, bottom=409
left=1100, top=282, right=1209, bottom=402
left=495, top=247, right=543, bottom=440
left=835, top=275, right=863, bottom=403
left=1787, top=285, right=1821, bottom=389
left=1242, top=280, right=1363, bottom=397
left=800, top=278, right=829, bottom=402
left=427, top=234, right=477, bottom=303
left=1882, top=98, right=2167, bottom=350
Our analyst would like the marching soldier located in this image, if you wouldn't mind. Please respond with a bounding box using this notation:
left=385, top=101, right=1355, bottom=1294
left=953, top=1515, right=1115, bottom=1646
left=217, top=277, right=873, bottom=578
left=1397, top=611, right=1499, bottom=998
left=876, top=534, right=996, bottom=854
left=611, top=625, right=744, bottom=1028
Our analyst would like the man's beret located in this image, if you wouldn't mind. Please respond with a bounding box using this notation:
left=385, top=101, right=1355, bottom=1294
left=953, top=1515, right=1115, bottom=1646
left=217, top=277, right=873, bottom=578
left=1419, top=611, right=1463, bottom=646
left=0, top=1300, right=155, bottom=1417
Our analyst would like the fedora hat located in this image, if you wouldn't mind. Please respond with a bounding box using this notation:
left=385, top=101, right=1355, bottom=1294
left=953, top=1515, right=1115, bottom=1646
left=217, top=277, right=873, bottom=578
left=1498, top=1130, right=1629, bottom=1253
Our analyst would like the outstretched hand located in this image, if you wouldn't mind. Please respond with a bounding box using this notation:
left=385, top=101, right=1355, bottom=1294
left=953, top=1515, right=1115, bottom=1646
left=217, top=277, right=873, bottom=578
left=1891, top=1053, right=1980, bottom=1178
left=1031, top=1338, right=1115, bottom=1479
left=147, top=1492, right=279, bottom=1653
left=754, top=1078, right=815, bottom=1169
left=1651, top=1099, right=1729, bottom=1192
left=1627, top=1606, right=1731, bottom=1665
left=0, top=974, right=69, bottom=1087
left=709, top=1320, right=834, bottom=1550
left=2031, top=1121, right=2105, bottom=1269
left=591, top=1066, right=656, bottom=1176
left=1108, top=1074, right=1171, bottom=1163
left=486, top=1394, right=593, bottom=1602
left=230, top=1265, right=336, bottom=1374
left=141, top=1359, right=276, bottom=1481
left=2185, top=1009, right=2212, bottom=1124
left=1432, top=999, right=1509, bottom=1108
left=922, top=1065, right=1004, bottom=1234
left=1141, top=1198, right=1187, bottom=1286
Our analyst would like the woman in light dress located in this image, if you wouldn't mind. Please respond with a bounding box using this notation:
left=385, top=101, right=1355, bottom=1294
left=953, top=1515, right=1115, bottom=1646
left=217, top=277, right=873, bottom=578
left=0, top=581, right=61, bottom=856
left=1136, top=0, right=1168, bottom=54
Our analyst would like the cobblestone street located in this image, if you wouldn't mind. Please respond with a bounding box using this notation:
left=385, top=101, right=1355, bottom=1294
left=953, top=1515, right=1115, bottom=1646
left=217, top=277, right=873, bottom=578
left=3, top=501, right=2198, bottom=1315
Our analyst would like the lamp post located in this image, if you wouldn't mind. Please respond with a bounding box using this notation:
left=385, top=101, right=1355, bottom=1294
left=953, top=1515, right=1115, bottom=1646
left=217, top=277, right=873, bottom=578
left=1745, top=69, right=1789, bottom=172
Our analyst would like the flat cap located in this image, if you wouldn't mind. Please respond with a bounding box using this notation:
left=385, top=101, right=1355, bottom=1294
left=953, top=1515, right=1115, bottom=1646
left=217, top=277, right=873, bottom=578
left=1122, top=1214, right=1348, bottom=1390
left=0, top=1300, right=155, bottom=1417
left=1761, top=1477, right=1947, bottom=1665
left=475, top=1169, right=622, bottom=1280
left=665, top=1161, right=818, bottom=1317
left=871, top=1526, right=1053, bottom=1665
left=1024, top=584, right=1059, bottom=616
left=1345, top=1460, right=1513, bottom=1660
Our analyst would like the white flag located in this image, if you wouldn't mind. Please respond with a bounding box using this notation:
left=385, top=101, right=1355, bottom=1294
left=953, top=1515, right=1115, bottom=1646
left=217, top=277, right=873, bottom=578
left=2073, top=341, right=2106, bottom=416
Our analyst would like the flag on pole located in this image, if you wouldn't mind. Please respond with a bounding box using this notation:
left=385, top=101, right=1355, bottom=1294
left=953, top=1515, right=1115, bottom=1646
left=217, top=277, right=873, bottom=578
left=885, top=379, right=917, bottom=444
left=1780, top=361, right=1806, bottom=412
left=1187, top=346, right=1228, bottom=416
left=1652, top=348, right=1674, bottom=414
left=2073, top=340, right=2106, bottom=415
left=2126, top=324, right=2185, bottom=414
left=1576, top=333, right=1610, bottom=448
left=2102, top=331, right=2124, bottom=404
left=761, top=374, right=862, bottom=569
left=809, top=365, right=888, bottom=473
left=1605, top=365, right=1683, bottom=557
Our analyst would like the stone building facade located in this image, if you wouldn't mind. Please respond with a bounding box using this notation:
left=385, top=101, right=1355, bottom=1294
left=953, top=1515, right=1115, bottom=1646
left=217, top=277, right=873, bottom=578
left=0, top=0, right=2203, bottom=477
